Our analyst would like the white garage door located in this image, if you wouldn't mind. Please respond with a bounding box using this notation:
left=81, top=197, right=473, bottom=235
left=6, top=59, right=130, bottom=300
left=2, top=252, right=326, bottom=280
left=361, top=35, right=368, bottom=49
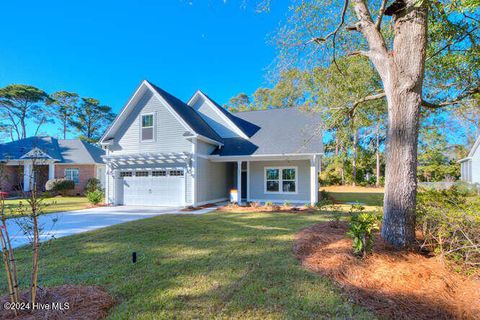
left=121, top=169, right=185, bottom=206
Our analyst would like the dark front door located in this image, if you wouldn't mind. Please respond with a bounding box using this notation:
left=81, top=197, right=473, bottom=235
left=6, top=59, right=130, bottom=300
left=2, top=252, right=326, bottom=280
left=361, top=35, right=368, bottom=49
left=241, top=171, right=247, bottom=199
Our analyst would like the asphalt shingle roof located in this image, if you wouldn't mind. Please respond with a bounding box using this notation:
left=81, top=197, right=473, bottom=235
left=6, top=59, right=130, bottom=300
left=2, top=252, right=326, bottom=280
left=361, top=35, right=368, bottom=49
left=211, top=108, right=324, bottom=156
left=0, top=136, right=105, bottom=164
left=148, top=82, right=223, bottom=143
left=199, top=92, right=261, bottom=137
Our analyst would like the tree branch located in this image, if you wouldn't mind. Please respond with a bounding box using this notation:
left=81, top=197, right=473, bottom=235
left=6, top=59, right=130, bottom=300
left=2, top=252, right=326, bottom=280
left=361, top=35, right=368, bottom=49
left=349, top=92, right=386, bottom=116
left=308, top=0, right=349, bottom=44
left=375, top=0, right=388, bottom=30
left=421, top=86, right=480, bottom=109
left=351, top=0, right=389, bottom=60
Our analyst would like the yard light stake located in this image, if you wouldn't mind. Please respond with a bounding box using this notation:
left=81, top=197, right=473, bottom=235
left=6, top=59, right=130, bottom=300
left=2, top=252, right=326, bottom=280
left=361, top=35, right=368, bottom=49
left=132, top=251, right=137, bottom=263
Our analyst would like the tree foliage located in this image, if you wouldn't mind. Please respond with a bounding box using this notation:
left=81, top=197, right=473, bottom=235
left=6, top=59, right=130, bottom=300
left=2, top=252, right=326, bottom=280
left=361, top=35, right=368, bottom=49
left=0, top=84, right=50, bottom=140
left=70, top=98, right=115, bottom=143
left=49, top=91, right=79, bottom=139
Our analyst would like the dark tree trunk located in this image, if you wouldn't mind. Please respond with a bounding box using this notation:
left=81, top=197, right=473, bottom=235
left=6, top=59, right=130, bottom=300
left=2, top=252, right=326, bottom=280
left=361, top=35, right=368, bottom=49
left=352, top=0, right=428, bottom=247
left=381, top=4, right=427, bottom=247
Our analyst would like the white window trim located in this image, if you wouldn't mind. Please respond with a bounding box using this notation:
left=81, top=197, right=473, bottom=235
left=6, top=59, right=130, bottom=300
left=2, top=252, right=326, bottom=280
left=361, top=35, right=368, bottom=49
left=64, top=168, right=80, bottom=184
left=264, top=166, right=298, bottom=195
left=140, top=112, right=155, bottom=142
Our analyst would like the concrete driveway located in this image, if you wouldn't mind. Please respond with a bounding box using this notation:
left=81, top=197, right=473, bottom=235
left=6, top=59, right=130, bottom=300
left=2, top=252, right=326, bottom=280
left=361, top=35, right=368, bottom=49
left=5, top=205, right=216, bottom=249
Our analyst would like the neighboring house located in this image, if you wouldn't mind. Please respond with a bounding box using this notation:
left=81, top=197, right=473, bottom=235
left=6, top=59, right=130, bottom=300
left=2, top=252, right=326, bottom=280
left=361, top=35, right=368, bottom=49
left=100, top=80, right=323, bottom=207
left=459, top=135, right=480, bottom=184
left=0, top=136, right=106, bottom=194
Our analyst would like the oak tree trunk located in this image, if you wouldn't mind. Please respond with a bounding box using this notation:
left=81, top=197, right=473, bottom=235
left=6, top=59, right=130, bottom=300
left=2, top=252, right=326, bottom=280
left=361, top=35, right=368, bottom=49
left=351, top=0, right=428, bottom=247
left=380, top=4, right=427, bottom=247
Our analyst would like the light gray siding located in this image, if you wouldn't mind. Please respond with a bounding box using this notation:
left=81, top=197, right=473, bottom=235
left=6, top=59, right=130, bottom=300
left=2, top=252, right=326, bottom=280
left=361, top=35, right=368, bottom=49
left=109, top=90, right=192, bottom=155
left=195, top=140, right=228, bottom=204
left=191, top=97, right=239, bottom=138
left=196, top=157, right=229, bottom=203
left=196, top=139, right=217, bottom=155
left=248, top=160, right=311, bottom=203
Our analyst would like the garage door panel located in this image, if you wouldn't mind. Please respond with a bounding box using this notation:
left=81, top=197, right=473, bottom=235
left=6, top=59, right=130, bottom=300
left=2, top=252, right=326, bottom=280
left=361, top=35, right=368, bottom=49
left=121, top=169, right=185, bottom=206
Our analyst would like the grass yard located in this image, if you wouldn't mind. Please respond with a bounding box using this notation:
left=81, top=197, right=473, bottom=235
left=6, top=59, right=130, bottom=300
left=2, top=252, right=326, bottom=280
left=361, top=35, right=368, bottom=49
left=3, top=196, right=90, bottom=217
left=321, top=185, right=384, bottom=207
left=1, top=211, right=374, bottom=319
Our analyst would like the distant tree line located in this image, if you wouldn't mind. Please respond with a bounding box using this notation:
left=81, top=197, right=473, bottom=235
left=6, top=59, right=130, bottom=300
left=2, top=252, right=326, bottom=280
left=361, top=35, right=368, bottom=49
left=0, top=84, right=115, bottom=143
left=225, top=56, right=473, bottom=186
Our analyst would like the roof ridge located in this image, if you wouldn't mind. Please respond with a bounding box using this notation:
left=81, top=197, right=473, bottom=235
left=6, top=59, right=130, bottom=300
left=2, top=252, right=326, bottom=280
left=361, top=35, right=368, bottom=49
left=147, top=81, right=223, bottom=143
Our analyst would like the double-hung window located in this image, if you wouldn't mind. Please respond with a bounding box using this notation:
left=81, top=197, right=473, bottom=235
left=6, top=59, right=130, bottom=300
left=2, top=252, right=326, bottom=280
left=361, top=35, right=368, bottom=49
left=265, top=167, right=297, bottom=193
left=65, top=168, right=80, bottom=184
left=141, top=114, right=154, bottom=141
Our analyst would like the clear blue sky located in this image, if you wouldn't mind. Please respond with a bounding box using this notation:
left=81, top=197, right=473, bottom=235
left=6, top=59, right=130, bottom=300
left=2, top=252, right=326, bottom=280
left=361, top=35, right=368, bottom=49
left=0, top=0, right=289, bottom=136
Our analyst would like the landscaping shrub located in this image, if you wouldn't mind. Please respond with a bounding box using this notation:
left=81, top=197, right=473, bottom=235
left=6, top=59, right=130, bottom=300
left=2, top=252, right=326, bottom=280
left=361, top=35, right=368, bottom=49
left=319, top=190, right=329, bottom=200
left=249, top=201, right=261, bottom=208
left=86, top=190, right=104, bottom=205
left=347, top=204, right=380, bottom=257
left=417, top=188, right=480, bottom=270
left=329, top=210, right=342, bottom=228
left=283, top=201, right=292, bottom=208
left=315, top=199, right=332, bottom=210
left=45, top=178, right=75, bottom=196
left=84, top=178, right=102, bottom=194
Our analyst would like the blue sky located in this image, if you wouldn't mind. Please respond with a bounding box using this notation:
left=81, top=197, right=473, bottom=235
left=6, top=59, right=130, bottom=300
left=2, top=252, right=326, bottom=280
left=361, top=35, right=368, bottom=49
left=0, top=0, right=289, bottom=137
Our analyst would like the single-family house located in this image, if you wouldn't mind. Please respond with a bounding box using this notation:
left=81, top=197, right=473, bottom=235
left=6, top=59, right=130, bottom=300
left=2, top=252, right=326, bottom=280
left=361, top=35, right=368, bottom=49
left=459, top=135, right=480, bottom=184
left=0, top=136, right=106, bottom=194
left=100, top=80, right=323, bottom=206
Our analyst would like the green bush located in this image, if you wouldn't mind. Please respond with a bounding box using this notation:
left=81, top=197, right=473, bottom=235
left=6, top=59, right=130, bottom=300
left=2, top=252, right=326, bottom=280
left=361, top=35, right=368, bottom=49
left=86, top=190, right=104, bottom=205
left=319, top=190, right=329, bottom=200
left=84, top=177, right=102, bottom=194
left=283, top=201, right=292, bottom=208
left=417, top=188, right=480, bottom=270
left=264, top=201, right=273, bottom=207
left=315, top=199, right=332, bottom=210
left=347, top=208, right=380, bottom=257
left=45, top=178, right=75, bottom=196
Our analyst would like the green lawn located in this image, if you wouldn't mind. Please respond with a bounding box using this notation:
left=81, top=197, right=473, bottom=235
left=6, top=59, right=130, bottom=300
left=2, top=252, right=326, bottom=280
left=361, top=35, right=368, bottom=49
left=327, top=192, right=384, bottom=206
left=321, top=186, right=384, bottom=207
left=3, top=197, right=90, bottom=217
left=1, top=211, right=374, bottom=319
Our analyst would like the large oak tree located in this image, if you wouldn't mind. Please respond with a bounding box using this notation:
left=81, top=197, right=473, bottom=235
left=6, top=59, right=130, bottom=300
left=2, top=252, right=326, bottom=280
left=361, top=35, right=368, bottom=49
left=275, top=0, right=479, bottom=247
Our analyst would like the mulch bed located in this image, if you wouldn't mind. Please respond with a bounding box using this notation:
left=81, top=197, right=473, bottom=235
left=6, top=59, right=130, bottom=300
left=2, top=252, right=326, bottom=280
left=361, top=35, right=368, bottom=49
left=293, top=222, right=480, bottom=320
left=181, top=203, right=217, bottom=212
left=218, top=204, right=316, bottom=214
left=0, top=285, right=115, bottom=320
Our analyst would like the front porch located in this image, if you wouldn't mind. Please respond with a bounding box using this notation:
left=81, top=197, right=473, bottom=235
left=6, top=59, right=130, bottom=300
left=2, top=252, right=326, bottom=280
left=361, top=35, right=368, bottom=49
left=220, top=155, right=321, bottom=206
left=0, top=160, right=55, bottom=194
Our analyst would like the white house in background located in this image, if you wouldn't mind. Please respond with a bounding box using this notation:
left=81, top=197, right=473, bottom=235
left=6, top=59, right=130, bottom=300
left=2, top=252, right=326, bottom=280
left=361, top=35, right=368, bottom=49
left=99, top=80, right=324, bottom=207
left=459, top=135, right=480, bottom=184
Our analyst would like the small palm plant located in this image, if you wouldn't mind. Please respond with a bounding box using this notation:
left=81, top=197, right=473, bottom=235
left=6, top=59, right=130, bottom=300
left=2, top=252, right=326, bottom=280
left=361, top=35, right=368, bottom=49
left=347, top=209, right=380, bottom=258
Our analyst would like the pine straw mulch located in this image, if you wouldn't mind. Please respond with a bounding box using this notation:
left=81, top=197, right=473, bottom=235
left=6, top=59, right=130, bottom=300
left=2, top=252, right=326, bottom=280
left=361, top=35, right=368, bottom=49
left=0, top=285, right=115, bottom=320
left=293, top=221, right=480, bottom=320
left=218, top=204, right=316, bottom=214
left=181, top=203, right=217, bottom=212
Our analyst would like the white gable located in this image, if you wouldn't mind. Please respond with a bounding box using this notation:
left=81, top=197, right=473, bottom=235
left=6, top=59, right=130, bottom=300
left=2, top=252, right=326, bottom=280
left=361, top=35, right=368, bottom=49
left=20, top=147, right=52, bottom=159
left=187, top=91, right=248, bottom=139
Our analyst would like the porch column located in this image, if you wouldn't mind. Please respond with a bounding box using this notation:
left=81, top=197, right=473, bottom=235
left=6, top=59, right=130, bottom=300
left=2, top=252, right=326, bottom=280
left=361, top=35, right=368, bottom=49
left=237, top=161, right=242, bottom=204
left=310, top=155, right=319, bottom=205
left=23, top=162, right=33, bottom=192
left=48, top=162, right=55, bottom=180
left=105, top=162, right=110, bottom=205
